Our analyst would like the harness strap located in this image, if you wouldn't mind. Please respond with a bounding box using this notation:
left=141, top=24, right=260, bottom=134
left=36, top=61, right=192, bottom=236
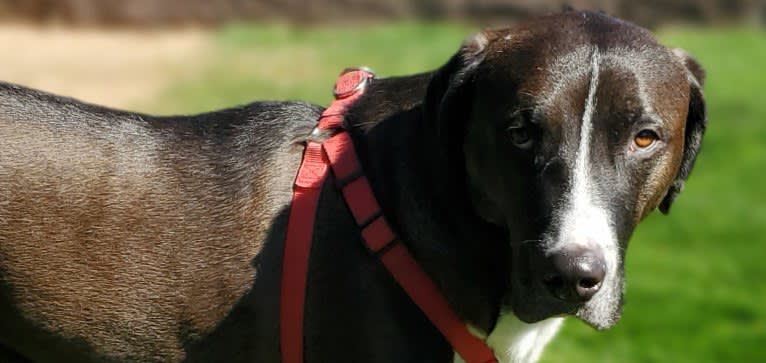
left=280, top=68, right=497, bottom=363
left=280, top=141, right=327, bottom=363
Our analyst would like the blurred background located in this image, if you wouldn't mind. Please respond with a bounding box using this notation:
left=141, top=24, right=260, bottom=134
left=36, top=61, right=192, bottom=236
left=0, top=1, right=763, bottom=362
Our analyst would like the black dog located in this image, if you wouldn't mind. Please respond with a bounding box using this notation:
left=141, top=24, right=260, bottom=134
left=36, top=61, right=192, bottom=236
left=0, top=10, right=705, bottom=363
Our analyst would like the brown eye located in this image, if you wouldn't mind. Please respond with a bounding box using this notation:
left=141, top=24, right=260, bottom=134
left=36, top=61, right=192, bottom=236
left=634, top=129, right=659, bottom=148
left=508, top=126, right=532, bottom=148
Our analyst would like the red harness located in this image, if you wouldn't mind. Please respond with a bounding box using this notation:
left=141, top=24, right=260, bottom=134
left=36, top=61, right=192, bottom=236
left=280, top=69, right=497, bottom=363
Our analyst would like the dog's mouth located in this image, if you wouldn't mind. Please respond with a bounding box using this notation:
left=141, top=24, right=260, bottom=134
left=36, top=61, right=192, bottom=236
left=506, top=242, right=624, bottom=330
left=508, top=281, right=624, bottom=330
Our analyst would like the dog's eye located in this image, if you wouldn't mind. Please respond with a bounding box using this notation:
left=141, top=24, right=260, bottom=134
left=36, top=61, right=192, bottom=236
left=508, top=125, right=532, bottom=148
left=634, top=129, right=659, bottom=148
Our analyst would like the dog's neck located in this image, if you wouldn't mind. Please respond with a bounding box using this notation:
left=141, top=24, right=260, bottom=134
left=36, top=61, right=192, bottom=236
left=343, top=74, right=509, bottom=333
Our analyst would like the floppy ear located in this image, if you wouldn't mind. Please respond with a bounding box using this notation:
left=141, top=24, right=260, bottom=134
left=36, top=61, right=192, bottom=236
left=659, top=49, right=707, bottom=214
left=424, top=31, right=494, bottom=160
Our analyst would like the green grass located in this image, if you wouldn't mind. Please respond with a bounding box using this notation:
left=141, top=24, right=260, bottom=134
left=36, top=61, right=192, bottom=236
left=147, top=23, right=766, bottom=362
left=148, top=22, right=472, bottom=114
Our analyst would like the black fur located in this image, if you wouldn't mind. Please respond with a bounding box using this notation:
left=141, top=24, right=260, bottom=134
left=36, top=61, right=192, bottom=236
left=0, top=11, right=705, bottom=362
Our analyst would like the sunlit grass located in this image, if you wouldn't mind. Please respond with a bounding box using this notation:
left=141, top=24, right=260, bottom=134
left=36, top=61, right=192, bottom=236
left=147, top=23, right=766, bottom=363
left=148, top=22, right=471, bottom=114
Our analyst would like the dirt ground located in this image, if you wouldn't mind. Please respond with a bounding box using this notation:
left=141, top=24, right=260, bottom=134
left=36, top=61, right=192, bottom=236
left=0, top=25, right=210, bottom=110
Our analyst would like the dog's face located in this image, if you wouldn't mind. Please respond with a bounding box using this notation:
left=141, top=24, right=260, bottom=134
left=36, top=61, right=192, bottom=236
left=426, top=12, right=706, bottom=329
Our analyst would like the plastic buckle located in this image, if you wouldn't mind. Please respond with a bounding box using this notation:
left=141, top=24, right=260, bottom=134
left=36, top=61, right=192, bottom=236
left=333, top=67, right=375, bottom=99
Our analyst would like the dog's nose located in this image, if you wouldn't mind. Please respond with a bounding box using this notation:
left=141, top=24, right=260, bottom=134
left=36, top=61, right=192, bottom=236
left=543, top=247, right=606, bottom=302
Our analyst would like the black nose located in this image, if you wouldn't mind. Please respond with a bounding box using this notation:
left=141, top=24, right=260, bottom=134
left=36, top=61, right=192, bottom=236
left=543, top=247, right=607, bottom=302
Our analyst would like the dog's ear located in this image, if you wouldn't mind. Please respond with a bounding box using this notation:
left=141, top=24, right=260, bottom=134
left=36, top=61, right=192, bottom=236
left=424, top=31, right=495, bottom=156
left=659, top=49, right=707, bottom=214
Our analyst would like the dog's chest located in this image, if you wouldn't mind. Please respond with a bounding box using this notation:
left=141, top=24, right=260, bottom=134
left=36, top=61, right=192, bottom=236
left=453, top=315, right=563, bottom=363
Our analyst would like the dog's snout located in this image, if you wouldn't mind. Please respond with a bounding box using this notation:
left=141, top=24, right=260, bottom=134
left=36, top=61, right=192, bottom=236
left=543, top=247, right=607, bottom=302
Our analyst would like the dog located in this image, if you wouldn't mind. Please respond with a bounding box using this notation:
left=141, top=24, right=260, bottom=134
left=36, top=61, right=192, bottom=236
left=0, top=10, right=705, bottom=363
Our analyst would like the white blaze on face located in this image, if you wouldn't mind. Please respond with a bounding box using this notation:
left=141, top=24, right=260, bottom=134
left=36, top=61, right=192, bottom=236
left=460, top=48, right=625, bottom=363
left=552, top=48, right=620, bottom=314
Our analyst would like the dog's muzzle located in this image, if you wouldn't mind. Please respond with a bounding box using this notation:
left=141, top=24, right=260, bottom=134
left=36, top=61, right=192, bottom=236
left=509, top=238, right=622, bottom=329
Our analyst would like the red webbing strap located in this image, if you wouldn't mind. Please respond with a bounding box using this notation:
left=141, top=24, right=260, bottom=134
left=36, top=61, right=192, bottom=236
left=280, top=69, right=373, bottom=363
left=280, top=142, right=327, bottom=363
left=324, top=134, right=498, bottom=363
left=281, top=68, right=497, bottom=363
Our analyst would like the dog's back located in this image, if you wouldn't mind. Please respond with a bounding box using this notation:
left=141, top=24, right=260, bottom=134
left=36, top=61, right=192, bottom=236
left=0, top=82, right=319, bottom=361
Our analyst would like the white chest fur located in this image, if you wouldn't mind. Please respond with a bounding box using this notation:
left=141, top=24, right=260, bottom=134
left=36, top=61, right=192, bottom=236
left=454, top=315, right=564, bottom=363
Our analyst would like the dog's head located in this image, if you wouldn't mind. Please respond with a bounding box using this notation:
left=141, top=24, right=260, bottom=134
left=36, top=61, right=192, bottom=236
left=424, top=11, right=706, bottom=329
